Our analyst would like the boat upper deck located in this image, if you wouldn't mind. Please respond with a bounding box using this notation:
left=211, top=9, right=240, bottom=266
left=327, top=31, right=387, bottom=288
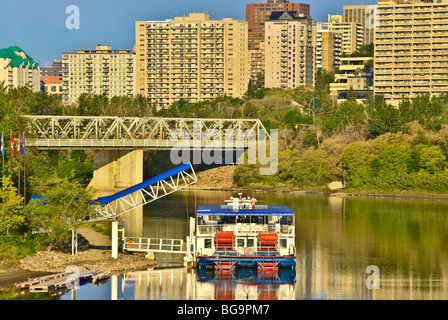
left=196, top=205, right=295, bottom=216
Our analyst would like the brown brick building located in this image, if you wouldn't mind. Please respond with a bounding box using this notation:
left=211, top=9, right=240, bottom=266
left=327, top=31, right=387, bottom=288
left=246, top=0, right=310, bottom=81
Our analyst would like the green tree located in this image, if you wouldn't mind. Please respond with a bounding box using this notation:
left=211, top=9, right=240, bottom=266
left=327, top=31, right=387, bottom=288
left=0, top=177, right=25, bottom=235
left=366, top=99, right=401, bottom=137
left=418, top=145, right=446, bottom=174
left=322, top=100, right=366, bottom=136
left=25, top=180, right=97, bottom=249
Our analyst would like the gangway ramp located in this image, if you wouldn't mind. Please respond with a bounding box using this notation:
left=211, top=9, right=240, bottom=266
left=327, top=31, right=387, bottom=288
left=124, top=237, right=187, bottom=254
left=91, top=163, right=197, bottom=222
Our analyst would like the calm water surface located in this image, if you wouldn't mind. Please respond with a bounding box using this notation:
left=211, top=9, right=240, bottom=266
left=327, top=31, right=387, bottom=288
left=29, top=190, right=448, bottom=300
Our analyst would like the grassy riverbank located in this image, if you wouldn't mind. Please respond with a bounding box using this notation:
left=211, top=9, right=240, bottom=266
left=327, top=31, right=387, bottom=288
left=193, top=165, right=448, bottom=201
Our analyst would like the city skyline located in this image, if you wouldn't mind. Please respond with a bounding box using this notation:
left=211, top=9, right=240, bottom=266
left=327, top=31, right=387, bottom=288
left=0, top=0, right=375, bottom=66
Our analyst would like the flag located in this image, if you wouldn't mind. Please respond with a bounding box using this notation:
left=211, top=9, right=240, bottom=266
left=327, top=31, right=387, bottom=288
left=17, top=132, right=20, bottom=156
left=22, top=132, right=25, bottom=156
left=1, top=131, right=4, bottom=157
left=10, top=131, right=13, bottom=155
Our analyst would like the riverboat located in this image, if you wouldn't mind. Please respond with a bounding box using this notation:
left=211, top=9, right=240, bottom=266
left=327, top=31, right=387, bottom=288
left=195, top=194, right=296, bottom=273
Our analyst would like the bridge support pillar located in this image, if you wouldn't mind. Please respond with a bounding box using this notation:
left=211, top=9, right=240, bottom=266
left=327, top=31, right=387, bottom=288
left=89, top=149, right=143, bottom=191
left=89, top=150, right=144, bottom=239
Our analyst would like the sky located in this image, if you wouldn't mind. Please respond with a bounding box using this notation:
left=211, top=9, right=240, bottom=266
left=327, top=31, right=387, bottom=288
left=0, top=0, right=375, bottom=66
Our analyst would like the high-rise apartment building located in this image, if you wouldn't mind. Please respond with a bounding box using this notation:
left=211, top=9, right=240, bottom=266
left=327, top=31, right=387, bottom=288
left=0, top=45, right=40, bottom=92
left=322, top=16, right=364, bottom=55
left=374, top=0, right=448, bottom=104
left=265, top=11, right=316, bottom=89
left=343, top=5, right=376, bottom=45
left=316, top=23, right=342, bottom=72
left=135, top=13, right=248, bottom=109
left=61, top=45, right=136, bottom=104
left=246, top=1, right=310, bottom=81
left=41, top=60, right=62, bottom=95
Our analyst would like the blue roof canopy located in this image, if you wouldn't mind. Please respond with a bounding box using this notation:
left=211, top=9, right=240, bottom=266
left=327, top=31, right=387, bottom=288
left=196, top=205, right=295, bottom=216
left=96, top=163, right=193, bottom=205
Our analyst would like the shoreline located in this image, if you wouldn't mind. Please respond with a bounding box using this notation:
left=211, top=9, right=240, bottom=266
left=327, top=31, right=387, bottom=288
left=189, top=185, right=448, bottom=201
left=0, top=227, right=160, bottom=293
left=0, top=249, right=159, bottom=297
left=192, top=165, right=448, bottom=201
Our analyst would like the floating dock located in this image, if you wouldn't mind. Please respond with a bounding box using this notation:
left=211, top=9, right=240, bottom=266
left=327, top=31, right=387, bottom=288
left=17, top=270, right=107, bottom=293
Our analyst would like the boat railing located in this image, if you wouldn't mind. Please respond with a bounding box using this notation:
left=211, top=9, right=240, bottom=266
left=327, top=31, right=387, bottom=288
left=197, top=223, right=294, bottom=236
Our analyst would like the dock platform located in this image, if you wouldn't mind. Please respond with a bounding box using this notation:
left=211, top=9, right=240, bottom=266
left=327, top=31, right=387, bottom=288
left=23, top=270, right=102, bottom=292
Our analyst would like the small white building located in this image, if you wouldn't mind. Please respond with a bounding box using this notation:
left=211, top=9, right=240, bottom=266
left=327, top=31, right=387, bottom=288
left=0, top=46, right=41, bottom=92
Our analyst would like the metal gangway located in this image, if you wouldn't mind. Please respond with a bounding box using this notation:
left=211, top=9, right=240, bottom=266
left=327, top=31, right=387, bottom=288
left=123, top=237, right=187, bottom=254
left=91, top=163, right=197, bottom=259
left=121, top=216, right=196, bottom=262
left=90, top=162, right=197, bottom=222
left=31, top=163, right=198, bottom=259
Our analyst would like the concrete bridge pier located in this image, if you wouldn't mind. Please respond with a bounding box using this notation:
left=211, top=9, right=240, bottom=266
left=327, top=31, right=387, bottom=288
left=88, top=149, right=144, bottom=239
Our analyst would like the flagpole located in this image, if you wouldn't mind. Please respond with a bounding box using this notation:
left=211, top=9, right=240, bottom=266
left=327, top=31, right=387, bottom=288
left=9, top=130, right=12, bottom=182
left=1, top=130, right=4, bottom=178
left=17, top=132, right=20, bottom=195
left=23, top=132, right=26, bottom=206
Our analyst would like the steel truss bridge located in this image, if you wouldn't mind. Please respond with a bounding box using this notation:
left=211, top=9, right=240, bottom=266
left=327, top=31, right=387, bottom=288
left=25, top=116, right=270, bottom=150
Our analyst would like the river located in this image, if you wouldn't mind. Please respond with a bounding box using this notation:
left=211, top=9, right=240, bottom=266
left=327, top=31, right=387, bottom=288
left=29, top=190, right=448, bottom=300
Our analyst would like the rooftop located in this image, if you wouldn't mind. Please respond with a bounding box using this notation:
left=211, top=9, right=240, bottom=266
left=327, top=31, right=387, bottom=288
left=0, top=45, right=39, bottom=69
left=269, top=11, right=308, bottom=20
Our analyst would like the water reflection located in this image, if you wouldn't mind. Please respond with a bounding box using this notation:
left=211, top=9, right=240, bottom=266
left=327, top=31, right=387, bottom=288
left=56, top=267, right=296, bottom=300
left=196, top=268, right=296, bottom=300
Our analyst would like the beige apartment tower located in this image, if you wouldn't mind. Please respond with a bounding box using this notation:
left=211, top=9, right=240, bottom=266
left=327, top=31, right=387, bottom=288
left=316, top=23, right=342, bottom=72
left=265, top=11, right=316, bottom=89
left=322, top=15, right=364, bottom=55
left=62, top=45, right=136, bottom=105
left=135, top=12, right=249, bottom=109
left=375, top=0, right=448, bottom=103
left=343, top=5, right=376, bottom=45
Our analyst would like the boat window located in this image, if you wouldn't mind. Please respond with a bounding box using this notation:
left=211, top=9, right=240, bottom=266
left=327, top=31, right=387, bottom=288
left=280, top=239, right=287, bottom=248
left=280, top=216, right=293, bottom=225
left=204, top=238, right=212, bottom=248
left=237, top=239, right=245, bottom=247
left=247, top=238, right=255, bottom=247
left=237, top=216, right=250, bottom=223
left=221, top=216, right=236, bottom=224
left=267, top=216, right=278, bottom=224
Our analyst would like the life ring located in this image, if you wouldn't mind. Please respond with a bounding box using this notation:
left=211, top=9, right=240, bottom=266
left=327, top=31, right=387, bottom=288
left=243, top=247, right=253, bottom=255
